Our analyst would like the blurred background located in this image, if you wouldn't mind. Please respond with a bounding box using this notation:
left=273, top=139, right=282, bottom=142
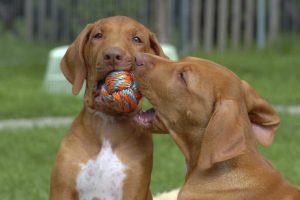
left=3, top=0, right=300, bottom=51
left=0, top=0, right=300, bottom=199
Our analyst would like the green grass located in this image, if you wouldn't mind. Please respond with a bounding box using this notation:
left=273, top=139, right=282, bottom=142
left=0, top=127, right=66, bottom=200
left=0, top=34, right=82, bottom=119
left=151, top=135, right=185, bottom=193
left=0, top=113, right=300, bottom=199
left=1, top=34, right=300, bottom=118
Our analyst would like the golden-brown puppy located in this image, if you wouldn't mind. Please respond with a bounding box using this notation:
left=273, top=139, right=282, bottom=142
left=134, top=53, right=300, bottom=200
left=50, top=16, right=166, bottom=200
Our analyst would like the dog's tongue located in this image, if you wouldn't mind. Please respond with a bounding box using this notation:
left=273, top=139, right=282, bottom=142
left=134, top=108, right=155, bottom=127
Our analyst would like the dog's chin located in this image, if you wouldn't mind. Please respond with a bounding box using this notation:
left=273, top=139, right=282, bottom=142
left=93, top=98, right=139, bottom=117
left=93, top=95, right=157, bottom=126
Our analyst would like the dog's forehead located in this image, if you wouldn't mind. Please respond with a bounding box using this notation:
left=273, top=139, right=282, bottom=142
left=94, top=18, right=148, bottom=35
left=187, top=60, right=237, bottom=81
left=179, top=60, right=244, bottom=99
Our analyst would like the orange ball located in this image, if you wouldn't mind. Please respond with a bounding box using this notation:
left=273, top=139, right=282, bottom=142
left=99, top=71, right=142, bottom=113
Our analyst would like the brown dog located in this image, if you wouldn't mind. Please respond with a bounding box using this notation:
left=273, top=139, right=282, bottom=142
left=134, top=54, right=300, bottom=200
left=50, top=16, right=166, bottom=200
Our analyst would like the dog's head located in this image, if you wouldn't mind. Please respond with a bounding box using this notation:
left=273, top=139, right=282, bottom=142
left=60, top=16, right=165, bottom=115
left=134, top=54, right=280, bottom=170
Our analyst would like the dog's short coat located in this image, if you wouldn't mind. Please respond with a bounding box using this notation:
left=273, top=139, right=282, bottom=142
left=134, top=53, right=300, bottom=200
left=50, top=16, right=166, bottom=200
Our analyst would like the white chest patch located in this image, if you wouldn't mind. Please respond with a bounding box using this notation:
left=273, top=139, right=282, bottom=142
left=76, top=139, right=127, bottom=200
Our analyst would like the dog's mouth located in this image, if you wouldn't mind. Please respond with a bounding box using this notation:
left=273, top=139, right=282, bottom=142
left=93, top=69, right=158, bottom=127
left=93, top=58, right=134, bottom=106
left=133, top=107, right=156, bottom=127
left=93, top=78, right=106, bottom=106
left=93, top=60, right=131, bottom=100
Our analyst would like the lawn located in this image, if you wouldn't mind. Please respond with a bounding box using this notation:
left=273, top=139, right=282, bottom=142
left=0, top=34, right=82, bottom=119
left=0, top=113, right=300, bottom=199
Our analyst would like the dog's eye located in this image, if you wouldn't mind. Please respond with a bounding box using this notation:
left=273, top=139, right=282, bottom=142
left=177, top=71, right=187, bottom=86
left=132, top=36, right=143, bottom=44
left=93, top=33, right=103, bottom=39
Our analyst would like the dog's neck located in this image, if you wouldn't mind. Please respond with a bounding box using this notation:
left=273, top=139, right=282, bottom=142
left=179, top=131, right=297, bottom=199
left=73, top=106, right=142, bottom=146
left=162, top=117, right=299, bottom=199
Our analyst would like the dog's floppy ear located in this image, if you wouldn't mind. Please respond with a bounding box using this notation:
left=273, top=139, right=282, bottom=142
left=242, top=81, right=280, bottom=147
left=148, top=33, right=167, bottom=58
left=198, top=100, right=247, bottom=170
left=60, top=24, right=94, bottom=95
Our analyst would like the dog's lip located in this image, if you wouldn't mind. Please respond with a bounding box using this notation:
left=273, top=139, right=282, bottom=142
left=97, top=68, right=118, bottom=82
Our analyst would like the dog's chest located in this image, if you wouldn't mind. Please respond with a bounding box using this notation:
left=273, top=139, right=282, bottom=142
left=76, top=139, right=127, bottom=200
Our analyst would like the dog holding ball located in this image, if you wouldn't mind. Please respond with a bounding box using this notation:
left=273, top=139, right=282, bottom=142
left=50, top=16, right=167, bottom=200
